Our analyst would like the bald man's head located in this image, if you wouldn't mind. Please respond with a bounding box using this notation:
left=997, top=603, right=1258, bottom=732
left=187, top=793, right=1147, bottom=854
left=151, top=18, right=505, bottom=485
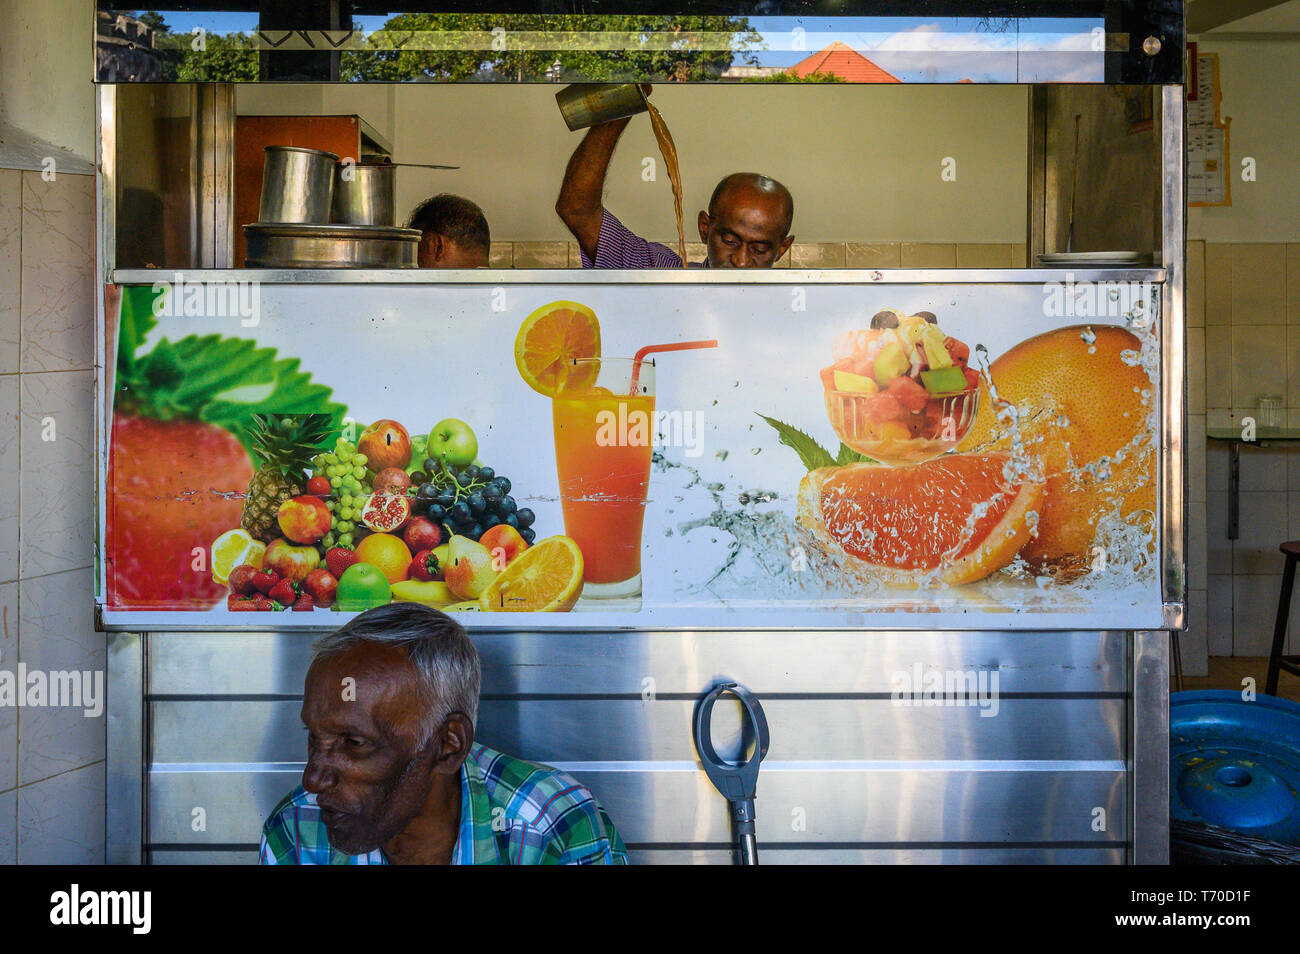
left=698, top=173, right=794, bottom=268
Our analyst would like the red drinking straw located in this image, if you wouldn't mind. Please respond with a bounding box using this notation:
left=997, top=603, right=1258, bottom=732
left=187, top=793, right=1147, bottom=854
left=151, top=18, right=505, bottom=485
left=630, top=339, right=718, bottom=393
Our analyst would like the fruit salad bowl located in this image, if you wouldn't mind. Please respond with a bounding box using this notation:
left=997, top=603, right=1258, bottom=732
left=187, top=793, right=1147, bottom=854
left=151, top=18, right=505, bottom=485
left=825, top=384, right=979, bottom=466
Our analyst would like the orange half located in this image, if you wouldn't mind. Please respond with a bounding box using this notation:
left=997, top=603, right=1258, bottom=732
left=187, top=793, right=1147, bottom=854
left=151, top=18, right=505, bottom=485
left=478, top=535, right=584, bottom=612
left=514, top=300, right=601, bottom=397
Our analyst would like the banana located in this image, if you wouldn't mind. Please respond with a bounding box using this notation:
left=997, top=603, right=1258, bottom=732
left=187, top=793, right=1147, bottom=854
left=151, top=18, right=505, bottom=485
left=390, top=579, right=453, bottom=605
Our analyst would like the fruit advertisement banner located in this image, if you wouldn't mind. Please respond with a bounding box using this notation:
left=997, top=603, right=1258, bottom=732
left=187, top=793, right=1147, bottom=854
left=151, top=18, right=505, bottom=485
left=99, top=278, right=1164, bottom=629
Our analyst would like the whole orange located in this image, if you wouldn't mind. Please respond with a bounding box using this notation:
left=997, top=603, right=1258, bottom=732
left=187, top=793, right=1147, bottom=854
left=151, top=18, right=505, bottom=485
left=958, top=324, right=1156, bottom=575
left=353, top=532, right=413, bottom=584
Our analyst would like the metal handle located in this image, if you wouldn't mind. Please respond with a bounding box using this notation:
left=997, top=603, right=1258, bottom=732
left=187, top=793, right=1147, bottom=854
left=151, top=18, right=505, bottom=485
left=693, top=682, right=769, bottom=866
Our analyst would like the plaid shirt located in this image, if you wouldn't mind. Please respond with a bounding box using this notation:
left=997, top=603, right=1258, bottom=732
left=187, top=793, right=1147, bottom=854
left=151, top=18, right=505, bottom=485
left=580, top=209, right=705, bottom=269
left=259, top=743, right=628, bottom=865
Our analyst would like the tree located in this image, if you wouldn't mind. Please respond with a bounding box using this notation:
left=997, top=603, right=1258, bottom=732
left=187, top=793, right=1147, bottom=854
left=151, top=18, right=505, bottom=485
left=342, top=14, right=761, bottom=82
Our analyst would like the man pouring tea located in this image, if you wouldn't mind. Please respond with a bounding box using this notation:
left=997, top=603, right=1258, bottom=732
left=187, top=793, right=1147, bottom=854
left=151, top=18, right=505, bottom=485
left=555, top=87, right=795, bottom=269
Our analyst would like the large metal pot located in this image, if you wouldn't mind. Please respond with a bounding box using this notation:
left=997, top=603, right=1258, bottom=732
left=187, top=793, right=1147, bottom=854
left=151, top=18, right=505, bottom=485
left=331, top=160, right=396, bottom=227
left=243, top=222, right=420, bottom=268
left=258, top=145, right=338, bottom=223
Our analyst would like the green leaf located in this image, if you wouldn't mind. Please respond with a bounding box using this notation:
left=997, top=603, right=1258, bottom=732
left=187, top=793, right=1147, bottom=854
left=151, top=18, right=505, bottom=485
left=836, top=442, right=874, bottom=466
left=116, top=285, right=160, bottom=378
left=756, top=414, right=836, bottom=472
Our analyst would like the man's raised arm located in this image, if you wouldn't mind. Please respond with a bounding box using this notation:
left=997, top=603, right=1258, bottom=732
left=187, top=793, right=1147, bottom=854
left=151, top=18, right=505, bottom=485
left=554, top=115, right=632, bottom=262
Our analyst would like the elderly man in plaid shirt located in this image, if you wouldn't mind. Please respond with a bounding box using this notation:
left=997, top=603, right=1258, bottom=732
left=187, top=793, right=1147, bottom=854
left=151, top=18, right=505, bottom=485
left=260, top=603, right=627, bottom=865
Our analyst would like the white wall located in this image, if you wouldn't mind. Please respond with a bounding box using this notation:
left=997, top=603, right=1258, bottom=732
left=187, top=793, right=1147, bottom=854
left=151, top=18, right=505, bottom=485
left=0, top=0, right=96, bottom=162
left=238, top=82, right=1029, bottom=243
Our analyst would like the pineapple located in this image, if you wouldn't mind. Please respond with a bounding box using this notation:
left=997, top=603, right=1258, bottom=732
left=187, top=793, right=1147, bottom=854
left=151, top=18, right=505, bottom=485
left=241, top=413, right=335, bottom=542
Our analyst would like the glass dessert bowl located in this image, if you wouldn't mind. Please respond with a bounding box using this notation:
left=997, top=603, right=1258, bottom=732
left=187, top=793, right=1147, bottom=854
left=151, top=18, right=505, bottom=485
left=820, top=309, right=981, bottom=467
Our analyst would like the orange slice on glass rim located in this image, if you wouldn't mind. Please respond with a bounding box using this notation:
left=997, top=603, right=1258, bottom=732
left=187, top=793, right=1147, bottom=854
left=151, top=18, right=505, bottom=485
left=478, top=535, right=585, bottom=612
left=514, top=300, right=601, bottom=397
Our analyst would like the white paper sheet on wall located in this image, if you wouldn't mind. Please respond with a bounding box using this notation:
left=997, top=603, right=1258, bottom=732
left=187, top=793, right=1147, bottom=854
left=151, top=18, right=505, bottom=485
left=1187, top=44, right=1230, bottom=207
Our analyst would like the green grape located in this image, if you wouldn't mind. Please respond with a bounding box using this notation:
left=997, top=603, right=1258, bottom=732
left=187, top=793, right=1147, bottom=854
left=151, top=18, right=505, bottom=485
left=352, top=452, right=367, bottom=465
left=351, top=466, right=365, bottom=480
left=323, top=453, right=338, bottom=465
left=338, top=532, right=354, bottom=547
left=338, top=520, right=354, bottom=533
left=330, top=476, right=342, bottom=489
left=326, top=500, right=337, bottom=512
left=322, top=531, right=336, bottom=548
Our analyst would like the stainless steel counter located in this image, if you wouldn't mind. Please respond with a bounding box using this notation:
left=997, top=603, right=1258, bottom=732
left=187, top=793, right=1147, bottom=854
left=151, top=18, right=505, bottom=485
left=107, top=628, right=1168, bottom=864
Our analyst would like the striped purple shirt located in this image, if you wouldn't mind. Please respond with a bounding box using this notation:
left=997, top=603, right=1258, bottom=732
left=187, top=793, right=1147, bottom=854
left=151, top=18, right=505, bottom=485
left=579, top=209, right=707, bottom=269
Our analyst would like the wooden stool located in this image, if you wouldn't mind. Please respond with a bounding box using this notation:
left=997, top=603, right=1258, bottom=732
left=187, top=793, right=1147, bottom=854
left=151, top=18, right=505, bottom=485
left=1267, top=541, right=1300, bottom=695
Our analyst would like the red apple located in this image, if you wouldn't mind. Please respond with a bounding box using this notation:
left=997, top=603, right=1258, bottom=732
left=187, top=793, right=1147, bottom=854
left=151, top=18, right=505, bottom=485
left=277, top=495, right=332, bottom=545
left=263, top=538, right=321, bottom=584
left=358, top=420, right=411, bottom=471
left=302, top=568, right=339, bottom=608
left=404, top=516, right=442, bottom=552
left=479, top=524, right=528, bottom=570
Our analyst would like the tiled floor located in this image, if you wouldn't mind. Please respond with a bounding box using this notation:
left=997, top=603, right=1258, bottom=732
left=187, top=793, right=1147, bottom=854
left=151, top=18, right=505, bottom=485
left=1174, top=655, right=1300, bottom=703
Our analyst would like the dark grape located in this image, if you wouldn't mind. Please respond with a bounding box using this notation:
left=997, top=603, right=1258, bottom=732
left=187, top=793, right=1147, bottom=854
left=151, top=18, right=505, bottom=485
left=483, top=513, right=502, bottom=530
left=467, top=523, right=484, bottom=539
left=436, top=489, right=455, bottom=508
left=451, top=501, right=471, bottom=523
left=496, top=476, right=512, bottom=494
left=499, top=495, right=517, bottom=515
left=519, top=527, right=536, bottom=544
left=411, top=472, right=428, bottom=486
left=419, top=482, right=437, bottom=498
left=456, top=471, right=472, bottom=488
left=427, top=503, right=446, bottom=522
left=483, top=484, right=503, bottom=504
left=424, top=457, right=438, bottom=473
left=478, top=466, right=495, bottom=481
left=505, top=513, right=519, bottom=528
left=516, top=507, right=535, bottom=528
left=467, top=492, right=486, bottom=516
left=465, top=464, right=480, bottom=479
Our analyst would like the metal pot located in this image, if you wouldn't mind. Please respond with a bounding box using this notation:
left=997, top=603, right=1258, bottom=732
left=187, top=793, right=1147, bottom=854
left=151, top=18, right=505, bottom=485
left=555, top=83, right=650, bottom=132
left=258, top=145, right=338, bottom=224
left=243, top=222, right=420, bottom=268
left=331, top=160, right=396, bottom=227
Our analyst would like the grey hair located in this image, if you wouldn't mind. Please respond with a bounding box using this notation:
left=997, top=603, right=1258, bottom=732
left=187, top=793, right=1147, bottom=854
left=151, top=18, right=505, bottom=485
left=311, top=603, right=481, bottom=747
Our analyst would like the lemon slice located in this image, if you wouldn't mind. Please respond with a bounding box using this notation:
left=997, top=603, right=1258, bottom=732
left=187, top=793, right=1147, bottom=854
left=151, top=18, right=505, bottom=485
left=514, top=300, right=601, bottom=397
left=478, top=536, right=584, bottom=612
left=210, top=529, right=265, bottom=585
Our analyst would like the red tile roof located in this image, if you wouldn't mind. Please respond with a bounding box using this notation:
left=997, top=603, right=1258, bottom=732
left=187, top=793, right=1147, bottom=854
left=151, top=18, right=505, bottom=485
left=788, top=41, right=902, bottom=83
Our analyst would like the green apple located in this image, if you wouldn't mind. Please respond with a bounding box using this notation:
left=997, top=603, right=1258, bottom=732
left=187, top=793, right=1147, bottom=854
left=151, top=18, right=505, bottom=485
left=428, top=418, right=478, bottom=468
left=334, top=562, right=392, bottom=612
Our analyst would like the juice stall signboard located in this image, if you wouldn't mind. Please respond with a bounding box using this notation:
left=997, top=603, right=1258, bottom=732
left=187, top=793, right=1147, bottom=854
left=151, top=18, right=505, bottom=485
left=98, top=278, right=1164, bottom=629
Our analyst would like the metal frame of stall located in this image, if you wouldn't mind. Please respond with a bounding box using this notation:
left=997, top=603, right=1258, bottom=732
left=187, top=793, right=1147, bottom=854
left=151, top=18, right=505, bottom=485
left=94, top=64, right=1185, bottom=866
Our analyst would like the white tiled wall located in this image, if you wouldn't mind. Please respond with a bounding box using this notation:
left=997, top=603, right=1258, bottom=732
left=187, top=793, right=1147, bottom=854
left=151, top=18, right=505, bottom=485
left=0, top=167, right=103, bottom=864
left=1193, top=239, right=1300, bottom=669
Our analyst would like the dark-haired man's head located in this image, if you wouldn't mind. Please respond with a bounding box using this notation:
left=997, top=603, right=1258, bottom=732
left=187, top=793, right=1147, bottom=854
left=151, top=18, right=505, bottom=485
left=408, top=194, right=491, bottom=268
left=300, top=603, right=479, bottom=856
left=697, top=173, right=794, bottom=269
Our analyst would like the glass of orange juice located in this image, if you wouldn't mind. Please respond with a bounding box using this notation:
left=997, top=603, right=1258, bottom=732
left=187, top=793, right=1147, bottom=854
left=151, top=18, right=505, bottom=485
left=552, top=358, right=655, bottom=605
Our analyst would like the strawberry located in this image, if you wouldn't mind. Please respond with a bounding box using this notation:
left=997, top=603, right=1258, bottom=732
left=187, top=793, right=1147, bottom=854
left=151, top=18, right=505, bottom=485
left=409, top=549, right=439, bottom=582
left=326, top=547, right=359, bottom=578
left=227, top=593, right=256, bottom=611
left=252, top=594, right=275, bottom=611
left=251, top=568, right=281, bottom=594
left=227, top=564, right=261, bottom=596
left=306, top=475, right=332, bottom=496
left=268, top=578, right=297, bottom=605
left=108, top=413, right=252, bottom=609
left=292, top=593, right=315, bottom=612
left=105, top=285, right=344, bottom=611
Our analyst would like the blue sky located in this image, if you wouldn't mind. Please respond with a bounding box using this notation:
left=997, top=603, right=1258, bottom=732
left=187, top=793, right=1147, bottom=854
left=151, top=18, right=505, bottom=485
left=125, top=11, right=1103, bottom=83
